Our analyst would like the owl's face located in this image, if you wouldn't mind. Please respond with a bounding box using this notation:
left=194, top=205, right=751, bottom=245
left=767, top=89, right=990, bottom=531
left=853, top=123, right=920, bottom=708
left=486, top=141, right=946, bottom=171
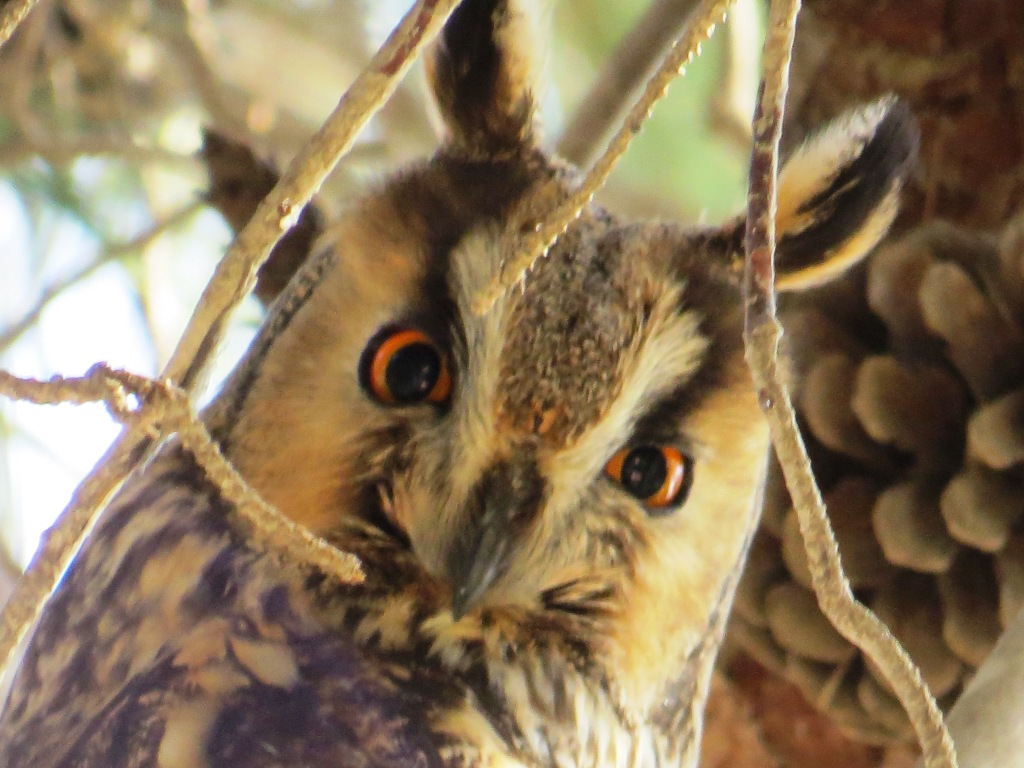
left=221, top=0, right=917, bottom=761
left=229, top=148, right=768, bottom=708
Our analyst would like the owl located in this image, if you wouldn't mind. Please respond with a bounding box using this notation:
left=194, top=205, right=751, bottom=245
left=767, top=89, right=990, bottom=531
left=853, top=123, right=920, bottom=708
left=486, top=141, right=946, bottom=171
left=0, top=1, right=918, bottom=767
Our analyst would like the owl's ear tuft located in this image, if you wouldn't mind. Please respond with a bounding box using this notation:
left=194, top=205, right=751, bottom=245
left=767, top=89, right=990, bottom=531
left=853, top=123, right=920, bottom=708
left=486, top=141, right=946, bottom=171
left=773, top=97, right=920, bottom=291
left=425, top=0, right=538, bottom=158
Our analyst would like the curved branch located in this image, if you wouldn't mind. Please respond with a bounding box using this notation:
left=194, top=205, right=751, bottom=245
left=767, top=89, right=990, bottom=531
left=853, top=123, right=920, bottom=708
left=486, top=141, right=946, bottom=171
left=0, top=366, right=362, bottom=583
left=741, top=2, right=957, bottom=768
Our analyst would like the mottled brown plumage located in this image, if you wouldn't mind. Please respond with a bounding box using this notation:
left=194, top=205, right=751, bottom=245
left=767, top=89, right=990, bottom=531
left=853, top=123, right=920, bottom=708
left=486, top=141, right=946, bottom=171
left=0, top=2, right=918, bottom=767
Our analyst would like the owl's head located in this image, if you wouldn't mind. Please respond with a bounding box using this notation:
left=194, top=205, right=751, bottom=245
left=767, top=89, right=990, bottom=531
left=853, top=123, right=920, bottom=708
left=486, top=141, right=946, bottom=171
left=221, top=0, right=916, bottom=758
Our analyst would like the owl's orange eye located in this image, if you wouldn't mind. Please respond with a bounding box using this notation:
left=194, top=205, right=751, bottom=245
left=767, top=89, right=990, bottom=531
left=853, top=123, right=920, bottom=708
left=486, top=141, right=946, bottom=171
left=604, top=445, right=692, bottom=511
left=361, top=328, right=451, bottom=406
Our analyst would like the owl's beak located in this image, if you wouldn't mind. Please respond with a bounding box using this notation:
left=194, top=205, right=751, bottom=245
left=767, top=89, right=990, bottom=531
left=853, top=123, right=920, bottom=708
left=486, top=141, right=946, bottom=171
left=447, top=458, right=544, bottom=620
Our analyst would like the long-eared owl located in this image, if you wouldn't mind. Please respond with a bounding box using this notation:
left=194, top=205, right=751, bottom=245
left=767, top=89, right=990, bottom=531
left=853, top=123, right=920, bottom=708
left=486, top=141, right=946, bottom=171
left=0, top=1, right=917, bottom=766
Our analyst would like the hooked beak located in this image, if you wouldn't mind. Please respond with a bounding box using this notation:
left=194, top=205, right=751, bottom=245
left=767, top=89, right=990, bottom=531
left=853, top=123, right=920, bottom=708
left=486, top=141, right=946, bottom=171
left=447, top=458, right=544, bottom=619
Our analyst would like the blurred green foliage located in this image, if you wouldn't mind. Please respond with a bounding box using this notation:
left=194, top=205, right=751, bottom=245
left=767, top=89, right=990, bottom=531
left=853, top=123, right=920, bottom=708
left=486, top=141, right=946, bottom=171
left=553, top=1, right=756, bottom=219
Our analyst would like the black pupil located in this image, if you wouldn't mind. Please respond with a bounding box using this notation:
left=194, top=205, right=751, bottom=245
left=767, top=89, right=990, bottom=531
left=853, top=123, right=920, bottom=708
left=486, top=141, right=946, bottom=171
left=620, top=447, right=668, bottom=500
left=386, top=342, right=441, bottom=403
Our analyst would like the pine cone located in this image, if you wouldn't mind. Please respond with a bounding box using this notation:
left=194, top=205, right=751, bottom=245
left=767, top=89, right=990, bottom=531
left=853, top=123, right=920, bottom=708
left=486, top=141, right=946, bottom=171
left=730, top=211, right=1024, bottom=744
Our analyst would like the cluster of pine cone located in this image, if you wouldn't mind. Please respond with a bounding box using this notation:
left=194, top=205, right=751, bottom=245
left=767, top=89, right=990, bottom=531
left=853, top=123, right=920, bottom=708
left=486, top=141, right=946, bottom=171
left=730, top=211, right=1024, bottom=744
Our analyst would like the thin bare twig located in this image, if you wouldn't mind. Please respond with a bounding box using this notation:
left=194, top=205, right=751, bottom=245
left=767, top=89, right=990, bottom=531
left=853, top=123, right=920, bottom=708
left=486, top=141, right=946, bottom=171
left=162, top=0, right=464, bottom=394
left=0, top=0, right=39, bottom=49
left=0, top=202, right=205, bottom=355
left=0, top=366, right=363, bottom=596
left=557, top=0, right=701, bottom=166
left=741, top=2, right=957, bottom=767
left=475, top=0, right=733, bottom=314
